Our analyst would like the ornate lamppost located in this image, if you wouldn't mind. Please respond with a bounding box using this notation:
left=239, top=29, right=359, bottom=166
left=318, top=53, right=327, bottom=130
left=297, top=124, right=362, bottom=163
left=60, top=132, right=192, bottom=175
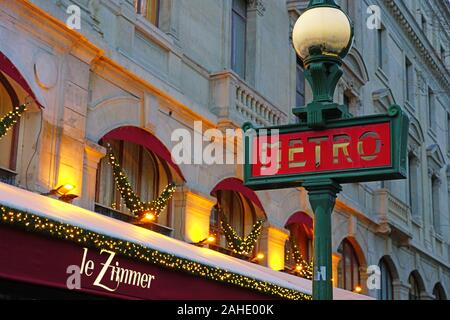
left=291, top=0, right=354, bottom=300
left=243, top=0, right=408, bottom=302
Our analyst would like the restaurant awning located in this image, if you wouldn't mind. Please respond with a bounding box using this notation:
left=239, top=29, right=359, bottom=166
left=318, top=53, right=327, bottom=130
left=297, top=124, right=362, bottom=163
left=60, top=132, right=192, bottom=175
left=211, top=178, right=266, bottom=213
left=0, top=182, right=371, bottom=300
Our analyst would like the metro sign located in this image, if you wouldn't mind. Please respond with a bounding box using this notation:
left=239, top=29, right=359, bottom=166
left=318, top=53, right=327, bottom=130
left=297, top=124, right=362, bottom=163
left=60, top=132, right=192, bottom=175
left=243, top=105, right=409, bottom=190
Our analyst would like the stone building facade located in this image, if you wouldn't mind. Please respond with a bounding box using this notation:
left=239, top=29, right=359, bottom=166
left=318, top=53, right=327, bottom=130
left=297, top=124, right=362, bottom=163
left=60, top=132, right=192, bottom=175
left=0, top=0, right=448, bottom=299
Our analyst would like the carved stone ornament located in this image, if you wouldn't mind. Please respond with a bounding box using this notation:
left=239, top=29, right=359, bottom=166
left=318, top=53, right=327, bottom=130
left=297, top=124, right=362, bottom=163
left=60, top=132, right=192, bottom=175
left=247, top=0, right=266, bottom=16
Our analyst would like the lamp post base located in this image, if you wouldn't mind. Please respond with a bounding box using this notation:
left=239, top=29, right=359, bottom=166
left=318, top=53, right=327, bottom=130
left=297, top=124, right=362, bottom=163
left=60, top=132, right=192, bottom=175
left=303, top=179, right=341, bottom=300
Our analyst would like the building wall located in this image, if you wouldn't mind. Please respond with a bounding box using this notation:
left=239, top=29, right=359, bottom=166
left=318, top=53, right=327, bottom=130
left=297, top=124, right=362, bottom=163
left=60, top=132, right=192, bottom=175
left=0, top=0, right=448, bottom=299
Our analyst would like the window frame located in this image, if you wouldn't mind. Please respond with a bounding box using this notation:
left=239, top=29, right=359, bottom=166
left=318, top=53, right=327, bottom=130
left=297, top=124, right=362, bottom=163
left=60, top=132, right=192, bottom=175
left=430, top=174, right=441, bottom=234
left=377, top=25, right=386, bottom=70
left=210, top=189, right=258, bottom=255
left=378, top=258, right=394, bottom=300
left=405, top=57, right=414, bottom=103
left=231, top=0, right=247, bottom=79
left=95, top=139, right=173, bottom=226
left=408, top=274, right=421, bottom=300
left=427, top=87, right=435, bottom=130
left=0, top=72, right=20, bottom=173
left=337, top=239, right=361, bottom=292
left=135, top=0, right=160, bottom=27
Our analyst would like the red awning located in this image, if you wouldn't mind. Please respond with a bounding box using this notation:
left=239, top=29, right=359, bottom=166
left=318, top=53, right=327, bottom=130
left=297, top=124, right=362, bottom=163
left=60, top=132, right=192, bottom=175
left=211, top=177, right=265, bottom=213
left=103, top=126, right=185, bottom=181
left=285, top=211, right=313, bottom=229
left=0, top=52, right=44, bottom=108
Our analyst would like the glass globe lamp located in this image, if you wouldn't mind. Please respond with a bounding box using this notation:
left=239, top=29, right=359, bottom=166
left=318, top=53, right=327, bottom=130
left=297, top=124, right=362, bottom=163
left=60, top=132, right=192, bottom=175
left=292, top=5, right=353, bottom=63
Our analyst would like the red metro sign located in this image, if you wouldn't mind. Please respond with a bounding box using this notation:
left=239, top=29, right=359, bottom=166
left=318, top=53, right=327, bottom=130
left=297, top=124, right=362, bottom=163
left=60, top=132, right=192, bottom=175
left=243, top=106, right=409, bottom=190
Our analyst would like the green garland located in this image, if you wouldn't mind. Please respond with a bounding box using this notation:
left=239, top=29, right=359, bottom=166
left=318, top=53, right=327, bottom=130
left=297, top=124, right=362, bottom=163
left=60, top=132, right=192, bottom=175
left=106, top=146, right=176, bottom=220
left=219, top=209, right=264, bottom=255
left=0, top=103, right=27, bottom=139
left=0, top=205, right=311, bottom=300
left=285, top=238, right=313, bottom=280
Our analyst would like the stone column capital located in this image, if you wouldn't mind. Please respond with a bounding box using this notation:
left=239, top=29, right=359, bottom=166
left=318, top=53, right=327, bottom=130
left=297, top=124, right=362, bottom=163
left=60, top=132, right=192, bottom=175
left=84, top=140, right=106, bottom=165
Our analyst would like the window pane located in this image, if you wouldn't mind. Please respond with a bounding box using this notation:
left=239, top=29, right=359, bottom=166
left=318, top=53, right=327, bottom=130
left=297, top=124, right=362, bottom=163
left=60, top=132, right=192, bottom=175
left=377, top=28, right=384, bottom=69
left=0, top=82, right=13, bottom=169
left=145, top=0, right=159, bottom=26
left=140, top=148, right=156, bottom=203
left=135, top=0, right=159, bottom=26
left=379, top=260, right=393, bottom=300
left=338, top=240, right=361, bottom=291
left=231, top=192, right=244, bottom=236
left=405, top=58, right=413, bottom=102
left=156, top=156, right=170, bottom=225
left=231, top=14, right=246, bottom=78
left=97, top=140, right=120, bottom=209
left=296, top=63, right=305, bottom=107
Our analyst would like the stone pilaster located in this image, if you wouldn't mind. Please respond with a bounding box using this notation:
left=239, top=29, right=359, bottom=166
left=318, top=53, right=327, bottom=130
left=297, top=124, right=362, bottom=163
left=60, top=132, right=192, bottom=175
left=80, top=140, right=106, bottom=211
left=392, top=280, right=410, bottom=300
left=260, top=223, right=289, bottom=271
left=183, top=190, right=216, bottom=243
left=332, top=252, right=341, bottom=288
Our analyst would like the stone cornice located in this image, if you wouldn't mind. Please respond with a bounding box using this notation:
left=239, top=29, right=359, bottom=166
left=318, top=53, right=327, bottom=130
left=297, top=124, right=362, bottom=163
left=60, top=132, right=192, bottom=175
left=383, top=0, right=450, bottom=95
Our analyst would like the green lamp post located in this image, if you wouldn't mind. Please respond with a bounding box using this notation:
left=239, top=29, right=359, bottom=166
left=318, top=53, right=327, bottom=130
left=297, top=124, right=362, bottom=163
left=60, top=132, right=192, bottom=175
left=292, top=0, right=354, bottom=129
left=292, top=0, right=354, bottom=300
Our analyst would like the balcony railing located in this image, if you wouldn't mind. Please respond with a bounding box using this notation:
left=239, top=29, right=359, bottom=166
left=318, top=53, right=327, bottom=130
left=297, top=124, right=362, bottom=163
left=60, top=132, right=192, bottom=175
left=210, top=71, right=288, bottom=127
left=373, top=189, right=412, bottom=243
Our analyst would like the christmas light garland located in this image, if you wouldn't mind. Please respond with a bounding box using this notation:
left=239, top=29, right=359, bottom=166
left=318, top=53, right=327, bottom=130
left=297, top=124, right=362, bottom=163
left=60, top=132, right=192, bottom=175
left=219, top=209, right=264, bottom=255
left=285, top=239, right=313, bottom=280
left=0, top=205, right=311, bottom=300
left=0, top=103, right=27, bottom=139
left=106, top=146, right=176, bottom=220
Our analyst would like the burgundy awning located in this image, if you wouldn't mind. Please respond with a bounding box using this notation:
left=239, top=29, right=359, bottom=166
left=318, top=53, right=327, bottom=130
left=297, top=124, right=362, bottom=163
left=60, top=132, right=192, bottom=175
left=0, top=226, right=271, bottom=300
left=285, top=211, right=313, bottom=229
left=103, top=126, right=185, bottom=181
left=0, top=52, right=44, bottom=108
left=211, top=177, right=265, bottom=213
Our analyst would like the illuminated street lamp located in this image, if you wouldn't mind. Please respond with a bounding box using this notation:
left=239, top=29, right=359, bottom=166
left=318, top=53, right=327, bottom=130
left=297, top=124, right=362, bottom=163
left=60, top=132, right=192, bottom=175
left=292, top=0, right=353, bottom=129
left=292, top=0, right=354, bottom=300
left=244, top=0, right=408, bottom=301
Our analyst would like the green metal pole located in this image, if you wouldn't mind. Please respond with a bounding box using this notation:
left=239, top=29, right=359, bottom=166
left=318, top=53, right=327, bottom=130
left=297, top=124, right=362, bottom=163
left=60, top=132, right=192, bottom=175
left=303, top=179, right=341, bottom=300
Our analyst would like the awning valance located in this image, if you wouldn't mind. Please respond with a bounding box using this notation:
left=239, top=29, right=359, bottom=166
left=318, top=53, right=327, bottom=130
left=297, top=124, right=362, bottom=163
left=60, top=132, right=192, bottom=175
left=103, top=126, right=185, bottom=181
left=285, top=211, right=313, bottom=230
left=211, top=177, right=265, bottom=213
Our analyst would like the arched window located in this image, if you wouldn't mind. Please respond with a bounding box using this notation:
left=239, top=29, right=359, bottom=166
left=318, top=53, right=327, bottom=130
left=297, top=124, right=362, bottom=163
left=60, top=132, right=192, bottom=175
left=378, top=258, right=394, bottom=300
left=337, top=239, right=361, bottom=292
left=432, top=283, right=447, bottom=300
left=0, top=72, right=20, bottom=180
left=210, top=190, right=257, bottom=255
left=285, top=211, right=313, bottom=267
left=95, top=139, right=172, bottom=229
left=408, top=273, right=421, bottom=300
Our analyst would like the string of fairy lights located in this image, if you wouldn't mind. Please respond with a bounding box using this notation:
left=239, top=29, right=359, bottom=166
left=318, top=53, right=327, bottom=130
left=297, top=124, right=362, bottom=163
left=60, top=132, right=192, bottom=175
left=0, top=205, right=311, bottom=300
left=219, top=208, right=264, bottom=256
left=285, top=239, right=313, bottom=280
left=0, top=103, right=27, bottom=139
left=0, top=103, right=310, bottom=298
left=106, top=146, right=176, bottom=221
